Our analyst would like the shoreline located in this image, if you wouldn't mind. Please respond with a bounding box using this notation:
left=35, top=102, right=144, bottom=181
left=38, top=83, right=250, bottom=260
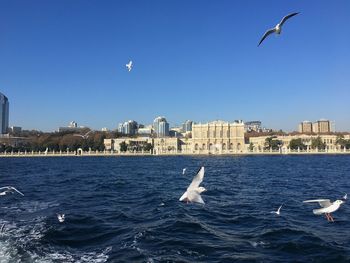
left=1, top=150, right=349, bottom=158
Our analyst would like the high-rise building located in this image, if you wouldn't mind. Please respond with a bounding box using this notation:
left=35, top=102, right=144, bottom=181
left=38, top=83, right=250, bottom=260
left=117, top=120, right=138, bottom=135
left=298, top=121, right=313, bottom=133
left=153, top=116, right=169, bottom=137
left=0, top=92, right=9, bottom=134
left=313, top=119, right=331, bottom=133
left=182, top=120, right=193, bottom=132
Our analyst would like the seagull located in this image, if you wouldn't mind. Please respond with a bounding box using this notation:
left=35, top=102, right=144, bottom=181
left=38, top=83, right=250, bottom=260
left=126, top=60, right=133, bottom=72
left=258, top=12, right=299, bottom=46
left=179, top=166, right=206, bottom=204
left=343, top=193, right=347, bottom=200
left=182, top=168, right=187, bottom=175
left=0, top=186, right=24, bottom=196
left=73, top=130, right=93, bottom=140
left=270, top=204, right=283, bottom=215
left=57, top=214, right=65, bottom=223
left=303, top=199, right=345, bottom=222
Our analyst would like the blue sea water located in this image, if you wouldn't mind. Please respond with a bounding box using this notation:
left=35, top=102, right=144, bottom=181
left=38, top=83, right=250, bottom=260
left=0, top=155, right=350, bottom=262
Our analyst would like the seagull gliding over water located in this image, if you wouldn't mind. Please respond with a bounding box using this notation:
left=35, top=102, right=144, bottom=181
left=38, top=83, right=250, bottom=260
left=258, top=12, right=299, bottom=46
left=303, top=199, right=344, bottom=222
left=179, top=166, right=206, bottom=204
left=57, top=214, right=65, bottom=223
left=0, top=186, right=24, bottom=196
left=270, top=204, right=283, bottom=215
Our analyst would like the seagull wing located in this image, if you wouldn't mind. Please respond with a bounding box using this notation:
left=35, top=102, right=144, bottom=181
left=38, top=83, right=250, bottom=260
left=0, top=186, right=11, bottom=191
left=10, top=187, right=24, bottom=196
left=279, top=12, right=299, bottom=27
left=258, top=28, right=276, bottom=46
left=303, top=199, right=331, bottom=208
left=179, top=191, right=188, bottom=201
left=187, top=167, right=204, bottom=191
left=277, top=205, right=283, bottom=213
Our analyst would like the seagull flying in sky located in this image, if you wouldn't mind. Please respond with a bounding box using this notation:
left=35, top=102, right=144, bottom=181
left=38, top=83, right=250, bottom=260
left=126, top=60, right=133, bottom=72
left=182, top=168, right=187, bottom=175
left=258, top=12, right=299, bottom=46
left=74, top=130, right=93, bottom=140
left=57, top=214, right=65, bottom=223
left=270, top=204, right=283, bottom=215
left=303, top=199, right=345, bottom=222
left=179, top=166, right=206, bottom=204
left=0, top=186, right=24, bottom=196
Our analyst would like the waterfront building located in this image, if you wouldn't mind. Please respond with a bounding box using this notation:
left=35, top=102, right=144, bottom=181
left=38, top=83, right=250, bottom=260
left=9, top=126, right=22, bottom=133
left=153, top=137, right=179, bottom=154
left=0, top=134, right=29, bottom=147
left=313, top=119, right=331, bottom=133
left=299, top=121, right=313, bottom=133
left=0, top=92, right=9, bottom=134
left=153, top=116, right=169, bottom=137
left=137, top=126, right=153, bottom=136
left=249, top=134, right=349, bottom=151
left=169, top=127, right=183, bottom=138
left=104, top=137, right=152, bottom=152
left=191, top=120, right=245, bottom=153
left=58, top=121, right=86, bottom=132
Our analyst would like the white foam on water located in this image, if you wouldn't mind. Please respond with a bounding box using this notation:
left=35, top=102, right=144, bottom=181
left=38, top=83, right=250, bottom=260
left=0, top=215, right=112, bottom=263
left=29, top=246, right=112, bottom=263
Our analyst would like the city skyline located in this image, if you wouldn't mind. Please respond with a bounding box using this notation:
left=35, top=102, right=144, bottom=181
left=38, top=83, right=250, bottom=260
left=1, top=1, right=349, bottom=132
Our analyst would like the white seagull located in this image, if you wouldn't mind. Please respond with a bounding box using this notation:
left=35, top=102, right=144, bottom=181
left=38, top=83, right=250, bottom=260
left=126, top=60, right=133, bottom=72
left=182, top=168, right=187, bottom=175
left=0, top=186, right=24, bottom=196
left=343, top=193, right=347, bottom=200
left=179, top=166, right=206, bottom=204
left=270, top=204, right=283, bottom=215
left=73, top=130, right=93, bottom=140
left=258, top=12, right=299, bottom=46
left=57, top=214, right=65, bottom=223
left=303, top=199, right=345, bottom=222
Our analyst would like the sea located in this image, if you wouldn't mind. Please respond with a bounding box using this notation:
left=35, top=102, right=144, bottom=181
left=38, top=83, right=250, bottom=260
left=0, top=155, right=349, bottom=262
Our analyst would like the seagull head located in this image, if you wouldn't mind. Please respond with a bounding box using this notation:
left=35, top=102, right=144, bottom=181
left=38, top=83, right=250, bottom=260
left=197, top=186, right=206, bottom=193
left=335, top=200, right=344, bottom=205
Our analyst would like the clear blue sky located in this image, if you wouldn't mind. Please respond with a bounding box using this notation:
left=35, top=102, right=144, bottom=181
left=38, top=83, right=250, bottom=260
left=1, top=0, right=349, bottom=132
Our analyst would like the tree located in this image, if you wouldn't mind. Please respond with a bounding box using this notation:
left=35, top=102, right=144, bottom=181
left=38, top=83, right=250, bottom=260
left=311, top=137, right=326, bottom=150
left=336, top=135, right=347, bottom=148
left=289, top=138, right=307, bottom=150
left=248, top=142, right=254, bottom=151
left=264, top=137, right=282, bottom=150
left=120, top=141, right=128, bottom=152
left=143, top=143, right=153, bottom=152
